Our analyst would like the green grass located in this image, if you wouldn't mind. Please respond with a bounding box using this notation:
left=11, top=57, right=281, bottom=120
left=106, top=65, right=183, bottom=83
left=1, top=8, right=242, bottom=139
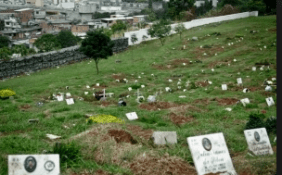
left=0, top=15, right=277, bottom=175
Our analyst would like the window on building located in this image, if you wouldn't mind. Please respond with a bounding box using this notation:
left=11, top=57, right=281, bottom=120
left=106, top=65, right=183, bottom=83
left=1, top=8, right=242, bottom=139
left=6, top=22, right=10, bottom=25
left=36, top=11, right=39, bottom=14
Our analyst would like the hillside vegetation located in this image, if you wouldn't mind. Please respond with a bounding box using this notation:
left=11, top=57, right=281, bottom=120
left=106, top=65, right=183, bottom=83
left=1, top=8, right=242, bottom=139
left=0, top=15, right=276, bottom=175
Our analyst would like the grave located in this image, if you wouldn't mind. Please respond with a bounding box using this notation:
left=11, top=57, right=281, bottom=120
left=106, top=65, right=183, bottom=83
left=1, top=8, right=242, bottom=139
left=46, top=134, right=61, bottom=140
left=265, top=86, right=272, bottom=91
left=128, top=87, right=132, bottom=91
left=8, top=154, right=60, bottom=175
left=237, top=78, right=242, bottom=85
left=243, top=88, right=249, bottom=93
left=84, top=92, right=88, bottom=95
left=151, top=131, right=177, bottom=145
left=66, top=98, right=74, bottom=105
left=126, top=112, right=138, bottom=120
left=266, top=97, right=275, bottom=107
left=86, top=85, right=90, bottom=89
left=240, top=98, right=250, bottom=107
left=165, top=87, right=172, bottom=92
left=56, top=93, right=64, bottom=102
left=118, top=99, right=126, bottom=106
left=222, top=84, right=227, bottom=90
left=187, top=133, right=237, bottom=175
left=66, top=93, right=71, bottom=98
left=244, top=128, right=273, bottom=156
left=147, top=95, right=156, bottom=103
left=141, top=85, right=145, bottom=88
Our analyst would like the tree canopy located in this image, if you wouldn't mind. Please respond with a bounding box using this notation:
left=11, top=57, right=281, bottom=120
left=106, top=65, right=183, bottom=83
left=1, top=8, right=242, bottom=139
left=167, top=0, right=195, bottom=20
left=79, top=30, right=114, bottom=74
left=34, top=34, right=61, bottom=52
left=0, top=36, right=11, bottom=49
left=57, top=30, right=79, bottom=48
left=147, top=19, right=171, bottom=46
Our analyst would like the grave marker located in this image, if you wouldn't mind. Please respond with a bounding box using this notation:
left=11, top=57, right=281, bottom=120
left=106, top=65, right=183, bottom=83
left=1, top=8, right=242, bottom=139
left=252, top=67, right=256, bottom=71
left=66, top=98, right=74, bottom=105
left=244, top=128, right=273, bottom=156
left=147, top=95, right=156, bottom=103
left=237, top=78, right=243, bottom=85
left=128, top=87, right=132, bottom=91
left=96, top=83, right=100, bottom=86
left=266, top=97, right=275, bottom=107
left=187, top=133, right=237, bottom=175
left=126, top=112, right=138, bottom=120
left=84, top=92, right=88, bottom=95
left=152, top=131, right=177, bottom=145
left=222, top=84, right=227, bottom=90
left=66, top=93, right=71, bottom=98
left=8, top=154, right=60, bottom=175
left=86, top=85, right=90, bottom=89
left=56, top=94, right=64, bottom=102
left=240, top=98, right=250, bottom=107
left=165, top=87, right=171, bottom=92
left=141, top=85, right=145, bottom=88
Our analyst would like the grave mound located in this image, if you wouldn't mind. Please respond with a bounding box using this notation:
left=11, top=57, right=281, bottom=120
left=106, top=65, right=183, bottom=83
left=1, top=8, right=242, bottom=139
left=139, top=102, right=178, bottom=110
left=196, top=81, right=209, bottom=87
left=193, top=98, right=210, bottom=105
left=71, top=169, right=110, bottom=175
left=169, top=113, right=194, bottom=125
left=126, top=124, right=154, bottom=140
left=108, top=129, right=137, bottom=144
left=19, top=104, right=31, bottom=110
left=216, top=98, right=239, bottom=105
left=128, top=155, right=197, bottom=175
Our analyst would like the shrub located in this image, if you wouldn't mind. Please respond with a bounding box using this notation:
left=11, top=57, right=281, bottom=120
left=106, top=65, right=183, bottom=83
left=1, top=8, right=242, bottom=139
left=245, top=113, right=266, bottom=130
left=195, top=0, right=213, bottom=16
left=265, top=116, right=276, bottom=134
left=50, top=142, right=80, bottom=166
left=86, top=114, right=124, bottom=124
left=0, top=89, right=16, bottom=98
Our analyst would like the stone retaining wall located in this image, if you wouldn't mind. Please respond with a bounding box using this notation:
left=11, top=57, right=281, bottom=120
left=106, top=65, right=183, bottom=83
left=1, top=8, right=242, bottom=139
left=0, top=37, right=128, bottom=79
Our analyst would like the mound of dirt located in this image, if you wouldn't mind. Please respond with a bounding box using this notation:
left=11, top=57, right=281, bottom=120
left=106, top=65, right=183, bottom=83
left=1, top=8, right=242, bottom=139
left=139, top=102, right=178, bottom=111
left=194, top=98, right=210, bottom=105
left=169, top=113, right=194, bottom=125
left=216, top=98, right=239, bottom=105
left=71, top=169, right=110, bottom=175
left=126, top=125, right=153, bottom=140
left=128, top=155, right=197, bottom=175
left=19, top=104, right=31, bottom=111
left=108, top=129, right=137, bottom=144
left=196, top=81, right=209, bottom=87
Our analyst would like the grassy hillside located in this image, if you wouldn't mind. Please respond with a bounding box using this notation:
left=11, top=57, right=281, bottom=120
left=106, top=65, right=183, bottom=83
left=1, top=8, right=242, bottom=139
left=0, top=15, right=277, bottom=175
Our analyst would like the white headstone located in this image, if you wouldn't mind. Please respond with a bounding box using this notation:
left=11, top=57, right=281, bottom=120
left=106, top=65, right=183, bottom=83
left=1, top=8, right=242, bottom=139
left=141, top=85, right=145, bottom=88
left=243, top=88, right=249, bottom=93
left=237, top=78, right=242, bottom=85
left=128, top=87, right=132, bottom=91
left=66, top=93, right=71, bottom=98
left=96, top=83, right=100, bottom=86
left=152, top=131, right=177, bottom=145
left=8, top=154, right=60, bottom=175
left=84, top=92, right=88, bottom=95
left=272, top=77, right=276, bottom=81
left=244, top=128, right=273, bottom=156
left=252, top=67, right=256, bottom=71
left=165, top=87, right=171, bottom=92
left=86, top=85, right=90, bottom=89
left=265, top=85, right=272, bottom=91
left=126, top=112, right=138, bottom=120
left=222, top=84, right=227, bottom=90
left=46, top=134, right=61, bottom=140
left=260, top=66, right=264, bottom=71
left=66, top=98, right=74, bottom=105
left=266, top=97, right=275, bottom=107
left=147, top=95, right=156, bottom=103
left=187, top=133, right=237, bottom=175
left=208, top=81, right=212, bottom=84
left=179, top=95, right=186, bottom=98
left=138, top=76, right=141, bottom=79
left=56, top=94, right=64, bottom=102
left=168, top=79, right=173, bottom=82
left=225, top=108, right=232, bottom=111
left=240, top=98, right=250, bottom=107
left=211, top=69, right=214, bottom=72
left=183, top=63, right=186, bottom=65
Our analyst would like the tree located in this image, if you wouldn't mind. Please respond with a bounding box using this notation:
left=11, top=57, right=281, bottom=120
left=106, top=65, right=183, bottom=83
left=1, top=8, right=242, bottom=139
left=167, top=0, right=195, bottom=20
left=0, top=36, right=11, bottom=48
left=263, top=0, right=276, bottom=13
left=102, top=28, right=113, bottom=38
left=144, top=8, right=157, bottom=22
left=195, top=0, right=213, bottom=16
left=79, top=30, right=114, bottom=74
left=147, top=19, right=171, bottom=46
left=142, top=35, right=148, bottom=41
left=0, top=20, right=5, bottom=30
left=0, top=47, right=12, bottom=60
left=57, top=30, right=78, bottom=48
left=174, top=23, right=185, bottom=39
left=34, top=34, right=61, bottom=52
left=111, top=21, right=127, bottom=35
left=12, top=44, right=36, bottom=56
left=131, top=34, right=138, bottom=44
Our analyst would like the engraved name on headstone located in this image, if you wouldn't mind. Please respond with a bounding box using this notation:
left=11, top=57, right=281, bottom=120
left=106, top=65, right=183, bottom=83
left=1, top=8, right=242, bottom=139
left=152, top=131, right=177, bottom=145
left=244, top=128, right=273, bottom=156
left=8, top=154, right=60, bottom=175
left=187, top=133, right=237, bottom=175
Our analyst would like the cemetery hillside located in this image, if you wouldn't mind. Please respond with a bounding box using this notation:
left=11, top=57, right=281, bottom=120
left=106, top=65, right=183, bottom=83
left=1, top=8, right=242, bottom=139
left=0, top=15, right=277, bottom=175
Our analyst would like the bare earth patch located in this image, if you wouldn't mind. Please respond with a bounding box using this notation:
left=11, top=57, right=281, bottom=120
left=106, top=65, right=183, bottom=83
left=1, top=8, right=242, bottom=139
left=70, top=169, right=110, bottom=175
left=126, top=124, right=153, bottom=140
left=196, top=81, right=209, bottom=87
left=193, top=98, right=210, bottom=105
left=208, top=60, right=230, bottom=68
left=19, top=104, right=31, bottom=111
left=139, top=102, right=204, bottom=113
left=193, top=45, right=225, bottom=59
left=153, top=59, right=191, bottom=70
left=169, top=112, right=194, bottom=125
left=126, top=154, right=197, bottom=175
left=216, top=98, right=239, bottom=105
left=108, top=129, right=137, bottom=144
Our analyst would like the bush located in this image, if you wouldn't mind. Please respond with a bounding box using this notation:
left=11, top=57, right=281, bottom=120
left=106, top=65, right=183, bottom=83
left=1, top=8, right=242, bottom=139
left=86, top=114, right=125, bottom=124
left=265, top=116, right=276, bottom=134
left=245, top=113, right=265, bottom=130
left=195, top=0, right=213, bottom=16
left=50, top=142, right=81, bottom=166
left=0, top=89, right=16, bottom=98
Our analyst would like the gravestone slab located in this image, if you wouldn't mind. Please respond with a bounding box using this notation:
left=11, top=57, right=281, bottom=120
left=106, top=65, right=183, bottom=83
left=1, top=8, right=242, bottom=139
left=56, top=94, right=64, bottom=102
left=240, top=98, right=250, bottom=107
left=237, top=78, right=242, bottom=85
left=152, top=131, right=177, bottom=145
left=84, top=92, right=88, bottom=95
left=141, top=85, right=145, bottom=88
left=244, top=128, right=273, bottom=156
left=165, top=87, right=171, bottom=92
left=86, top=85, right=90, bottom=89
left=128, top=87, right=132, bottom=91
left=187, top=133, right=237, bottom=175
left=66, top=93, right=71, bottom=98
left=222, top=84, right=227, bottom=90
left=252, top=67, right=256, bottom=71
left=147, top=95, right=156, bottom=103
left=8, top=154, right=60, bottom=175
left=66, top=98, right=74, bottom=105
left=266, top=97, right=275, bottom=107
left=126, top=112, right=138, bottom=120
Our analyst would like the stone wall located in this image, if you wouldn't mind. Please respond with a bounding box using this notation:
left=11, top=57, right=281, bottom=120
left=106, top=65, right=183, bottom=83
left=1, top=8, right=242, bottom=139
left=0, top=37, right=128, bottom=79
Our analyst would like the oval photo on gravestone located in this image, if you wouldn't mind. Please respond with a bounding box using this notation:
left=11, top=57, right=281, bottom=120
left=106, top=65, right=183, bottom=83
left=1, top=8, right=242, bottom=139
left=254, top=131, right=260, bottom=142
left=202, top=138, right=212, bottom=151
left=24, top=156, right=37, bottom=173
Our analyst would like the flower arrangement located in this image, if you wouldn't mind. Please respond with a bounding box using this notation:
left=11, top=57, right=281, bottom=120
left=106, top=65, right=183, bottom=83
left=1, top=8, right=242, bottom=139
left=0, top=89, right=16, bottom=98
left=86, top=114, right=124, bottom=124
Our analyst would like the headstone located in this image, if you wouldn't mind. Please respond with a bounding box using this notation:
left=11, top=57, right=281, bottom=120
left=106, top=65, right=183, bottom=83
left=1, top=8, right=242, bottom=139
left=237, top=78, right=242, bottom=85
left=272, top=77, right=276, bottom=81
left=179, top=95, right=186, bottom=98
left=65, top=86, right=69, bottom=90
left=266, top=97, right=275, bottom=107
left=152, top=131, right=177, bottom=145
left=168, top=79, right=173, bottom=82
left=46, top=134, right=61, bottom=140
left=56, top=94, right=64, bottom=102
left=252, top=67, right=256, bottom=71
left=8, top=154, right=60, bottom=175
left=260, top=66, right=264, bottom=71
left=141, top=85, right=145, bottom=88
left=138, top=76, right=141, bottom=79
left=192, top=36, right=198, bottom=41
left=86, top=85, right=90, bottom=89
left=84, top=92, right=88, bottom=95
left=66, top=93, right=71, bottom=98
left=222, top=84, right=227, bottom=90
left=244, top=128, right=273, bottom=156
left=96, top=83, right=100, bottom=86
left=240, top=98, right=250, bottom=107
left=211, top=69, right=214, bottom=72
left=165, top=87, right=171, bottom=92
left=225, top=108, right=232, bottom=111
left=187, top=133, right=237, bottom=175
left=126, top=112, right=138, bottom=120
left=243, top=88, right=249, bottom=93
left=128, top=87, right=132, bottom=91
left=147, top=95, right=156, bottom=102
left=66, top=98, right=74, bottom=105
left=183, top=63, right=186, bottom=65
left=265, top=86, right=272, bottom=91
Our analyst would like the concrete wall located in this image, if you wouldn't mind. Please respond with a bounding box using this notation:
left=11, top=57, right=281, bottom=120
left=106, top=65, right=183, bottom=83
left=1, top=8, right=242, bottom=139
left=0, top=37, right=128, bottom=79
left=124, top=11, right=259, bottom=45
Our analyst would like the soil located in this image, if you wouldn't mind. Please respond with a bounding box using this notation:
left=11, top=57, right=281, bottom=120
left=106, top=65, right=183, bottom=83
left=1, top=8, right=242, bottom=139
left=208, top=60, right=230, bottom=68
left=111, top=73, right=126, bottom=80
left=268, top=27, right=276, bottom=33
left=216, top=98, right=239, bottom=105
left=126, top=124, right=153, bottom=140
left=153, top=59, right=191, bottom=70
left=192, top=45, right=225, bottom=59
left=139, top=102, right=178, bottom=111
left=70, top=170, right=110, bottom=175
left=260, top=91, right=276, bottom=97
left=261, top=110, right=267, bottom=114
left=196, top=81, right=209, bottom=87
left=19, top=104, right=31, bottom=110
left=194, top=98, right=210, bottom=105
left=108, top=129, right=137, bottom=144
left=169, top=113, right=194, bottom=125
left=128, top=155, right=197, bottom=175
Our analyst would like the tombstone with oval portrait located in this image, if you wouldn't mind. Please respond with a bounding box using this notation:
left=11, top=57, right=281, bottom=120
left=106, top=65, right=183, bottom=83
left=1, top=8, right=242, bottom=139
left=187, top=133, right=237, bottom=175
left=244, top=128, right=273, bottom=156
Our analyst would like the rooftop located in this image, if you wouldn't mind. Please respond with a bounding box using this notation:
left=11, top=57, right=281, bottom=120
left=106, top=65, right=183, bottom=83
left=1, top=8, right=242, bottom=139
left=101, top=17, right=133, bottom=21
left=14, top=8, right=33, bottom=12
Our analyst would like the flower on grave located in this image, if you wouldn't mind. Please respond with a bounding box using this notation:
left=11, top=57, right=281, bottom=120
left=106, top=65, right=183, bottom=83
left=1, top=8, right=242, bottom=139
left=0, top=89, right=16, bottom=98
left=86, top=114, right=125, bottom=124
